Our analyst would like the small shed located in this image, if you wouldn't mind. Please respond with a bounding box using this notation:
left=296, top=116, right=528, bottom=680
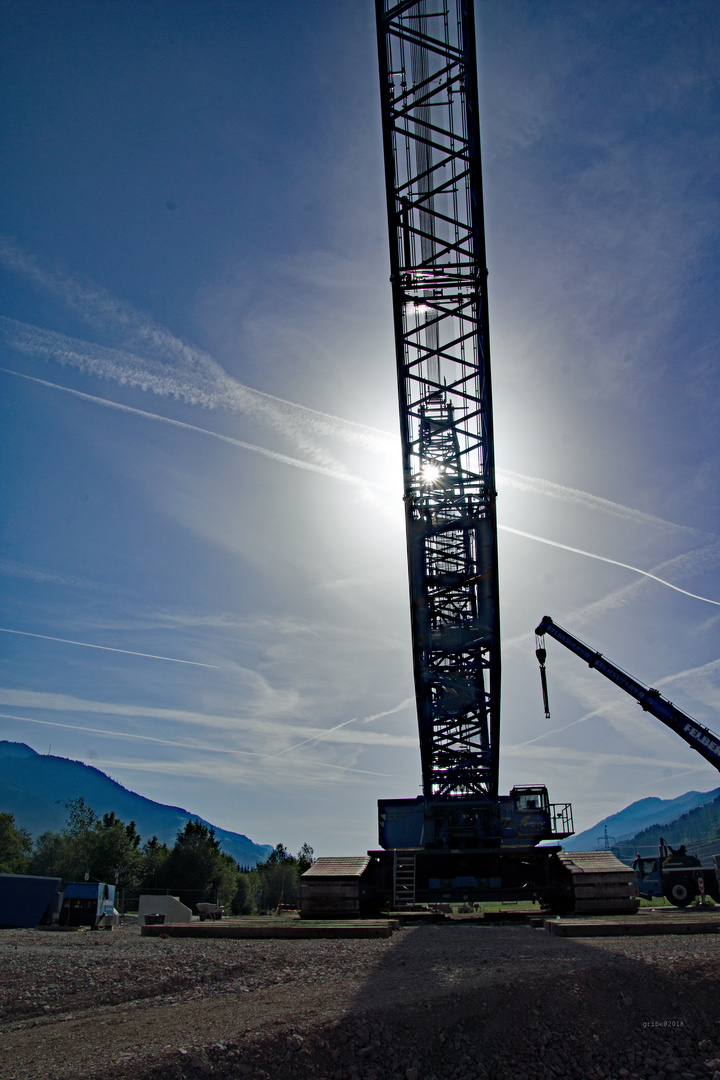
left=60, top=882, right=116, bottom=927
left=298, top=856, right=379, bottom=919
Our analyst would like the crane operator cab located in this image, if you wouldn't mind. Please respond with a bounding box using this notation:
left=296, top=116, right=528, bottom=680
left=500, top=786, right=573, bottom=849
left=378, top=785, right=573, bottom=852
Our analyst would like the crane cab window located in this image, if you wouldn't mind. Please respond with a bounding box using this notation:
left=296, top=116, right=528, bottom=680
left=633, top=858, right=658, bottom=878
left=511, top=786, right=549, bottom=813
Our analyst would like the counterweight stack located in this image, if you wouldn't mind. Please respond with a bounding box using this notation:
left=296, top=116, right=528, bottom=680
left=376, top=0, right=500, bottom=801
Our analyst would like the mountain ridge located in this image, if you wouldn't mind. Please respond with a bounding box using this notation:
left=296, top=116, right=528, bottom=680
left=562, top=787, right=720, bottom=851
left=619, top=795, right=720, bottom=862
left=0, top=741, right=273, bottom=867
left=4, top=739, right=717, bottom=867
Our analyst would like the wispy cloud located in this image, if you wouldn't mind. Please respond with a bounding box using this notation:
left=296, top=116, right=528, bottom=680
left=511, top=706, right=606, bottom=750
left=502, top=740, right=709, bottom=774
left=4, top=242, right=712, bottom=544
left=0, top=308, right=395, bottom=459
left=0, top=556, right=109, bottom=592
left=0, top=688, right=295, bottom=735
left=651, top=658, right=720, bottom=719
left=90, top=756, right=406, bottom=784
left=269, top=717, right=362, bottom=758
left=509, top=644, right=720, bottom=762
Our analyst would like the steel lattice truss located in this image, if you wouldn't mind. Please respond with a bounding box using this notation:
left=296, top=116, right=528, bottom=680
left=376, top=0, right=500, bottom=799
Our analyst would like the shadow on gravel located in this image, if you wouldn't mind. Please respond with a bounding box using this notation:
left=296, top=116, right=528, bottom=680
left=334, top=920, right=720, bottom=1080
left=133, top=920, right=720, bottom=1080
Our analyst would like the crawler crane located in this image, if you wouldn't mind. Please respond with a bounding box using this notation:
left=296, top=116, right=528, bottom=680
left=300, top=0, right=638, bottom=917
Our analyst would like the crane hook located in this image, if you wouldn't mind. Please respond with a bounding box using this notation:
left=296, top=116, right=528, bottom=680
left=535, top=634, right=551, bottom=719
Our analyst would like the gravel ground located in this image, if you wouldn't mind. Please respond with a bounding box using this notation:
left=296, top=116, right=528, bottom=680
left=1, top=919, right=719, bottom=1080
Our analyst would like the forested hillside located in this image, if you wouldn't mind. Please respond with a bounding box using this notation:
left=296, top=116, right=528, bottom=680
left=617, top=796, right=720, bottom=862
left=0, top=801, right=315, bottom=913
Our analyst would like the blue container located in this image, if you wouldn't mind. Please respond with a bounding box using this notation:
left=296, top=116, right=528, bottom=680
left=0, top=873, right=61, bottom=928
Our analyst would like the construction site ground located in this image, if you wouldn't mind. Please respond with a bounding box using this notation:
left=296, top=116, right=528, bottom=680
left=1, top=917, right=719, bottom=1080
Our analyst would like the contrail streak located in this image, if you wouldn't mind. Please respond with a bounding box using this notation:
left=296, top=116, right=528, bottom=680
left=0, top=712, right=238, bottom=752
left=0, top=712, right=401, bottom=778
left=498, top=468, right=709, bottom=539
left=0, top=316, right=350, bottom=471
left=361, top=696, right=415, bottom=723
left=500, top=525, right=720, bottom=607
left=270, top=717, right=360, bottom=757
left=513, top=708, right=605, bottom=748
left=0, top=314, right=395, bottom=458
left=654, top=656, right=720, bottom=690
left=12, top=363, right=718, bottom=603
left=0, top=687, right=415, bottom=746
left=1, top=368, right=392, bottom=493
left=3, top=285, right=710, bottom=542
left=501, top=542, right=720, bottom=653
left=4, top=241, right=716, bottom=547
left=272, top=696, right=415, bottom=757
left=0, top=627, right=220, bottom=668
left=5, top=244, right=718, bottom=572
left=4, top=317, right=709, bottom=535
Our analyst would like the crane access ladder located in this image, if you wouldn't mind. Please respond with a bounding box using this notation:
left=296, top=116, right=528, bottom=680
left=393, top=851, right=416, bottom=908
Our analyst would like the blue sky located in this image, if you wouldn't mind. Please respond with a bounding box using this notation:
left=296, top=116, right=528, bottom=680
left=1, top=0, right=719, bottom=856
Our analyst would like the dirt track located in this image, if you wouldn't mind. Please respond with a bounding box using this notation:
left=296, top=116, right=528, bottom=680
left=1, top=920, right=719, bottom=1080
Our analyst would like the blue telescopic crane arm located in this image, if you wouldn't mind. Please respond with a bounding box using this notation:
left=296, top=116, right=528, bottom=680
left=535, top=615, right=720, bottom=773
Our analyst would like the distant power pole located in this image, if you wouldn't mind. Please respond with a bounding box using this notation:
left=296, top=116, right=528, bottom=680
left=597, top=825, right=616, bottom=851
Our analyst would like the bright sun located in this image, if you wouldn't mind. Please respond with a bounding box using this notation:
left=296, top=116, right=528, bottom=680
left=420, top=462, right=441, bottom=486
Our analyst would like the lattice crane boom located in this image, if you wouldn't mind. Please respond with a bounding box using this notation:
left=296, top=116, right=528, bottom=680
left=376, top=0, right=500, bottom=800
